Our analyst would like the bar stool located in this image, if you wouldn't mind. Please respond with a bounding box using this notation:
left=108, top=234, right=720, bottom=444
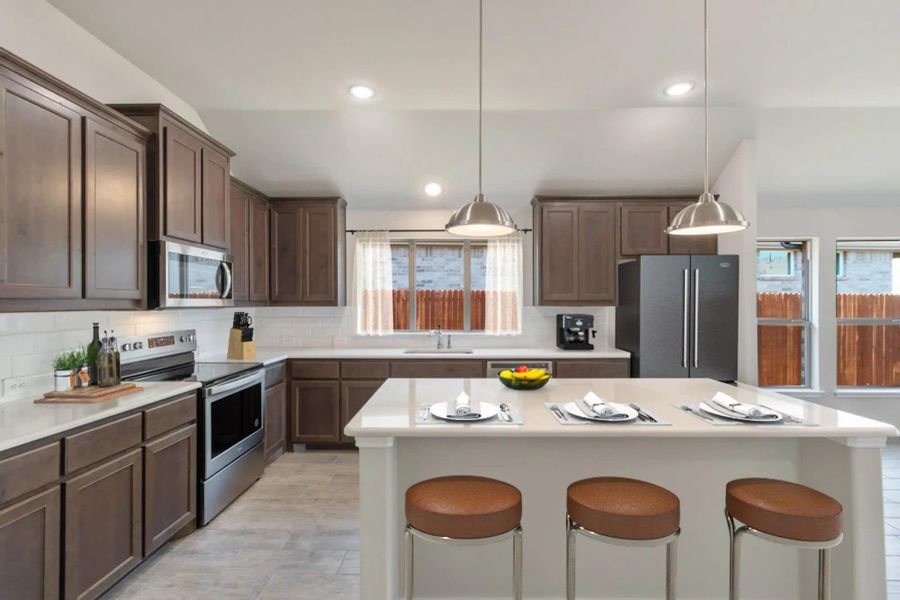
left=404, top=475, right=523, bottom=599
left=566, top=477, right=680, bottom=600
left=725, top=478, right=843, bottom=600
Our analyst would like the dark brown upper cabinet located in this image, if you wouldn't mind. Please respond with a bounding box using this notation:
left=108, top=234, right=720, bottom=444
left=619, top=202, right=670, bottom=256
left=201, top=147, right=230, bottom=249
left=534, top=199, right=616, bottom=306
left=270, top=198, right=346, bottom=306
left=249, top=194, right=270, bottom=303
left=108, top=104, right=236, bottom=250
left=666, top=202, right=718, bottom=255
left=0, top=49, right=151, bottom=312
left=229, top=180, right=250, bottom=302
left=231, top=177, right=270, bottom=305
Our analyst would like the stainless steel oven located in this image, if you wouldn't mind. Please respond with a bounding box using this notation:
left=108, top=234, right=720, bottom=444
left=151, top=240, right=233, bottom=309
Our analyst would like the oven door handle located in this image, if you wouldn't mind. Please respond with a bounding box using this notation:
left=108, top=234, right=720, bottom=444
left=206, top=371, right=264, bottom=399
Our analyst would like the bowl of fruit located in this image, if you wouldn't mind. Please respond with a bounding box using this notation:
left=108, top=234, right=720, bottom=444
left=498, top=365, right=551, bottom=390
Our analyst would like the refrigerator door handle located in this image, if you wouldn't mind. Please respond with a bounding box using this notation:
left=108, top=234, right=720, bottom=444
left=693, top=268, right=700, bottom=368
left=682, top=269, right=689, bottom=368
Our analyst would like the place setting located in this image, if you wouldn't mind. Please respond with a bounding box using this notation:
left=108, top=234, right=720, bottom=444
left=675, top=391, right=816, bottom=426
left=546, top=392, right=670, bottom=426
left=417, top=391, right=523, bottom=426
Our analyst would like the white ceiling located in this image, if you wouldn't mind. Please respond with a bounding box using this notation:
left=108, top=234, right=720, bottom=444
left=49, top=0, right=900, bottom=208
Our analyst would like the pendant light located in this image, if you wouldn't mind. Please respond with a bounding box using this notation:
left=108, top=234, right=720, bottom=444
left=666, top=0, right=748, bottom=236
left=446, top=0, right=517, bottom=237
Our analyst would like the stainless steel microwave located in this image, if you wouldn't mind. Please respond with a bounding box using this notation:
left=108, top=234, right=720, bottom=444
left=150, top=240, right=234, bottom=309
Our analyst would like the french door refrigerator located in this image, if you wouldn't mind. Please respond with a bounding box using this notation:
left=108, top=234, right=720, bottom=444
left=616, top=255, right=739, bottom=381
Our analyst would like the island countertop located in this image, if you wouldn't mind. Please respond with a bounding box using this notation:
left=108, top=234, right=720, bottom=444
left=345, top=377, right=897, bottom=440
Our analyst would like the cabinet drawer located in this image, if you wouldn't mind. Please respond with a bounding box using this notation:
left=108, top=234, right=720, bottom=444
left=391, top=360, right=484, bottom=378
left=554, top=359, right=630, bottom=379
left=144, top=393, right=197, bottom=440
left=341, top=361, right=390, bottom=380
left=265, top=362, right=286, bottom=388
left=0, top=442, right=60, bottom=506
left=64, top=413, right=142, bottom=474
left=291, top=360, right=340, bottom=380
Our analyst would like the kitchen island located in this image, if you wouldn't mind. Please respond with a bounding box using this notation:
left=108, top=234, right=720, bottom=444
left=345, top=377, right=896, bottom=600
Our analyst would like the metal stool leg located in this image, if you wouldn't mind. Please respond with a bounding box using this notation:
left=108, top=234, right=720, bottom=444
left=818, top=548, right=830, bottom=600
left=726, top=512, right=741, bottom=600
left=566, top=516, right=576, bottom=600
left=405, top=526, right=414, bottom=600
left=666, top=537, right=678, bottom=600
left=513, top=526, right=523, bottom=600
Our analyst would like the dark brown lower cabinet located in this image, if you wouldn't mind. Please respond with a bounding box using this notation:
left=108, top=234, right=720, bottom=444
left=265, top=381, right=286, bottom=459
left=292, top=380, right=341, bottom=444
left=65, top=448, right=142, bottom=600
left=340, top=380, right=384, bottom=444
left=0, top=487, right=60, bottom=600
left=555, top=359, right=630, bottom=378
left=143, top=425, right=196, bottom=555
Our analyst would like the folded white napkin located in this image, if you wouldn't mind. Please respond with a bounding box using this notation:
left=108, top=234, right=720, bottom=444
left=454, top=391, right=481, bottom=417
left=712, top=392, right=780, bottom=420
left=579, top=392, right=628, bottom=418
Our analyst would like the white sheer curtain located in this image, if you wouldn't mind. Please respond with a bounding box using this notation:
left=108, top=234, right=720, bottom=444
left=485, top=233, right=523, bottom=335
left=355, top=231, right=394, bottom=335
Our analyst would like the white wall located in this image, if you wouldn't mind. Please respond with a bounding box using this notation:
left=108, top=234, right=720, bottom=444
left=713, top=140, right=759, bottom=384
left=0, top=0, right=208, bottom=132
left=758, top=201, right=900, bottom=425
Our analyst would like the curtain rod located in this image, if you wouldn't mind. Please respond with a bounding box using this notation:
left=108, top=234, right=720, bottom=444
left=345, top=228, right=532, bottom=234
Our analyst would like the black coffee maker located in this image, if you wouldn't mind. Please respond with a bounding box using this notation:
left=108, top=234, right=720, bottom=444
left=556, top=314, right=596, bottom=350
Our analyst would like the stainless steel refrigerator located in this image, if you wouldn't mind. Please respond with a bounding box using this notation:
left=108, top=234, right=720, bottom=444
left=615, top=255, right=739, bottom=381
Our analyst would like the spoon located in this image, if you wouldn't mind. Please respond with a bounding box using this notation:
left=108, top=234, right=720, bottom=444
left=499, top=403, right=512, bottom=422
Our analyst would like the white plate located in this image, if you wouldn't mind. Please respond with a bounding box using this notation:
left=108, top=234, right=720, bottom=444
left=564, top=401, right=638, bottom=422
left=429, top=401, right=500, bottom=422
left=699, top=401, right=782, bottom=423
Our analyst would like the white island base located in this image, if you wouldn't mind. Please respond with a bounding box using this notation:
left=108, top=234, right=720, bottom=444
left=346, top=378, right=896, bottom=600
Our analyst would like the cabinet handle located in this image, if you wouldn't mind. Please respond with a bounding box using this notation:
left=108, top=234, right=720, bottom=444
left=682, top=269, right=689, bottom=368
left=693, top=269, right=700, bottom=369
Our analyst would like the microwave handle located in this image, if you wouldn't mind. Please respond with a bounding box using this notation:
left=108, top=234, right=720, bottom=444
left=218, top=262, right=233, bottom=299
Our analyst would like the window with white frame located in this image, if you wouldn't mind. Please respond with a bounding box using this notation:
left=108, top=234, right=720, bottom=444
left=756, top=241, right=811, bottom=387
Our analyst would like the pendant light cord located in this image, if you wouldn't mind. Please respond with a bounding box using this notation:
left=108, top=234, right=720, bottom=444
left=703, top=0, right=710, bottom=196
left=477, top=0, right=484, bottom=198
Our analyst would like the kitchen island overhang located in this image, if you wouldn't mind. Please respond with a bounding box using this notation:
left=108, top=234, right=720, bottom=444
left=347, top=378, right=896, bottom=600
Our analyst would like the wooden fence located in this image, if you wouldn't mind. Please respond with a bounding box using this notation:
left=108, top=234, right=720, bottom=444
left=757, top=292, right=900, bottom=387
left=392, top=289, right=486, bottom=331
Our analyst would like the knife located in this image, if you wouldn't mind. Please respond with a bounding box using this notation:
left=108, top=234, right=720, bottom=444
left=629, top=403, right=656, bottom=423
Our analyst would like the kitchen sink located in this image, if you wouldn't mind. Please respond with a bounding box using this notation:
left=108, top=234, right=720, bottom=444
left=402, top=348, right=475, bottom=354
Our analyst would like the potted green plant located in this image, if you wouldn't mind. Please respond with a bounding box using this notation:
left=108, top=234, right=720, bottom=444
left=52, top=348, right=88, bottom=392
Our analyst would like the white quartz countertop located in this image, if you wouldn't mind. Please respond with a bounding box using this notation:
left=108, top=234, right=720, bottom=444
left=0, top=381, right=202, bottom=454
left=345, top=377, right=897, bottom=440
left=205, top=351, right=290, bottom=367
left=248, top=347, right=629, bottom=360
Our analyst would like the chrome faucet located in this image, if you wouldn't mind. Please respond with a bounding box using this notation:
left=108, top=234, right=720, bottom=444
left=428, top=325, right=444, bottom=350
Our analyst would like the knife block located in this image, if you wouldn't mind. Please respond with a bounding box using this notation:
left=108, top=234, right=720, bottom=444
left=227, top=328, right=256, bottom=360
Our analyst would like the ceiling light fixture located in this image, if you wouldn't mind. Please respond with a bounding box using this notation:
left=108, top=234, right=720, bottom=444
left=667, top=0, right=748, bottom=237
left=424, top=182, right=443, bottom=197
left=348, top=85, right=375, bottom=100
left=446, top=0, right=516, bottom=237
left=664, top=80, right=695, bottom=96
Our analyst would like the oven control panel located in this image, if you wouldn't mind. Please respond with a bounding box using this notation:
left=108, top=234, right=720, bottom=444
left=118, top=329, right=198, bottom=364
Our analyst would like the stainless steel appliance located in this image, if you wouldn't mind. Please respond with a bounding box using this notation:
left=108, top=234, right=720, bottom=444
left=556, top=314, right=596, bottom=350
left=119, top=330, right=264, bottom=525
left=150, top=240, right=234, bottom=309
left=486, top=360, right=553, bottom=378
left=615, top=255, right=738, bottom=381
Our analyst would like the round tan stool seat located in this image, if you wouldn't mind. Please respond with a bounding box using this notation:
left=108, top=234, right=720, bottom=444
left=726, top=478, right=843, bottom=542
left=567, top=477, right=680, bottom=540
left=405, top=475, right=522, bottom=540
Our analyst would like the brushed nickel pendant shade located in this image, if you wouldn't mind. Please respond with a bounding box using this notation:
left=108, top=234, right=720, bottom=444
left=446, top=0, right=517, bottom=237
left=667, top=0, right=748, bottom=237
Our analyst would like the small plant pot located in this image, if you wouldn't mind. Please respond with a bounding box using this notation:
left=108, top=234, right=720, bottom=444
left=54, top=370, right=74, bottom=392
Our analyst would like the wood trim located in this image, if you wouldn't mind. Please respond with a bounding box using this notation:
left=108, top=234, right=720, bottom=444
left=108, top=103, right=233, bottom=156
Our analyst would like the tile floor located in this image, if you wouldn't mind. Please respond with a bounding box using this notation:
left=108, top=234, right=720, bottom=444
left=107, top=444, right=900, bottom=599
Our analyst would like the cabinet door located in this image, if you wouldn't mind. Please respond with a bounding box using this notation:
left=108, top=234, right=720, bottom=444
left=65, top=448, right=142, bottom=600
left=84, top=118, right=146, bottom=300
left=229, top=184, right=249, bottom=302
left=0, top=487, right=60, bottom=600
left=143, top=424, right=196, bottom=555
left=291, top=380, right=340, bottom=444
left=620, top=204, right=669, bottom=256
left=340, top=380, right=383, bottom=443
left=163, top=125, right=202, bottom=243
left=666, top=204, right=718, bottom=255
left=302, top=204, right=337, bottom=303
left=249, top=196, right=270, bottom=302
left=578, top=204, right=616, bottom=304
left=270, top=203, right=303, bottom=303
left=201, top=147, right=230, bottom=249
left=0, top=73, right=82, bottom=299
left=264, top=381, right=286, bottom=459
left=539, top=203, right=580, bottom=304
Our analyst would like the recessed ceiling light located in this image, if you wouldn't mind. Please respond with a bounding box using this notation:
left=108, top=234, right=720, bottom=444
left=348, top=85, right=375, bottom=100
left=424, top=182, right=443, bottom=197
left=663, top=81, right=695, bottom=97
